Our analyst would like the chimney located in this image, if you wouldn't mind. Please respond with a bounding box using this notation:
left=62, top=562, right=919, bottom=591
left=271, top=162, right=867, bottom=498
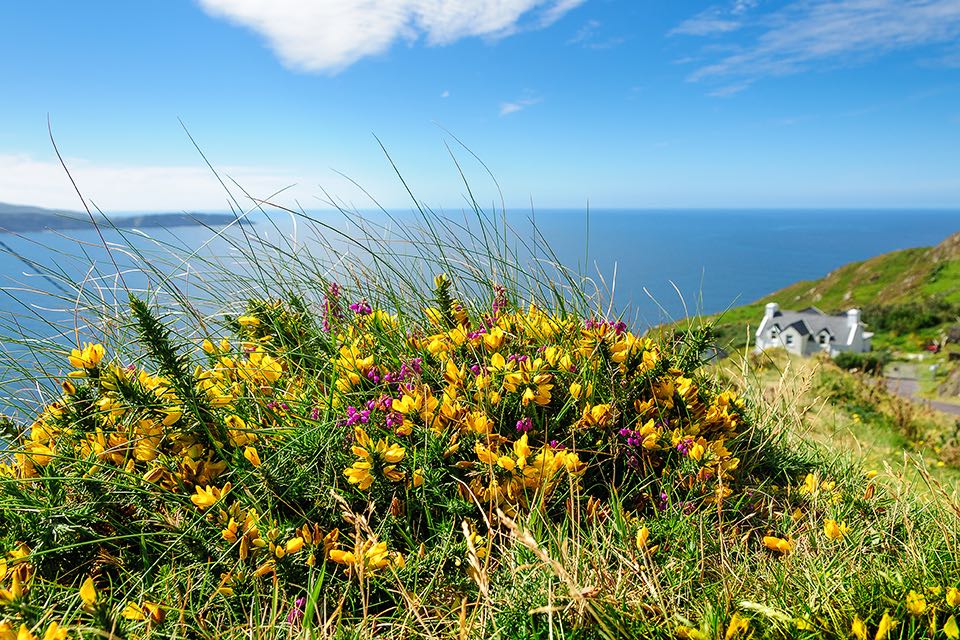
left=764, top=302, right=779, bottom=320
left=847, top=308, right=860, bottom=327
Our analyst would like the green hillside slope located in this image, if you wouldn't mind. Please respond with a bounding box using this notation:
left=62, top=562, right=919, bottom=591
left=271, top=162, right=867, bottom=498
left=699, top=230, right=960, bottom=351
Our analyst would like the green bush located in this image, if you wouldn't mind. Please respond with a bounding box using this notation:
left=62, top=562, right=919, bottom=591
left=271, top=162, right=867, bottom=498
left=833, top=350, right=891, bottom=375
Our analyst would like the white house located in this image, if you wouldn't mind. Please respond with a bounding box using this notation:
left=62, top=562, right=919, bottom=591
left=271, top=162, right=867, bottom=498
left=754, top=303, right=873, bottom=357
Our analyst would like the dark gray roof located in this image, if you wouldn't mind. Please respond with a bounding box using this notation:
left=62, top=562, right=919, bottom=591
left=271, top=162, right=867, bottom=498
left=786, top=320, right=810, bottom=336
left=770, top=308, right=854, bottom=343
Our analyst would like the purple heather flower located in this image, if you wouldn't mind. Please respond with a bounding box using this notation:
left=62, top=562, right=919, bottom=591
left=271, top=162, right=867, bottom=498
left=516, top=417, right=532, bottom=433
left=322, top=282, right=344, bottom=333
left=349, top=299, right=372, bottom=316
left=287, top=596, right=306, bottom=627
left=492, top=284, right=508, bottom=316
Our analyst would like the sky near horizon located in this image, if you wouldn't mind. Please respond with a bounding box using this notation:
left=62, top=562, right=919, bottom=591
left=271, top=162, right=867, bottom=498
left=0, top=1, right=959, bottom=212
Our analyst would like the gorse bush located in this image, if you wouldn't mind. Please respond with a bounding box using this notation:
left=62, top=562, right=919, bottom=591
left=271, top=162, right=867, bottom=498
left=1, top=195, right=960, bottom=639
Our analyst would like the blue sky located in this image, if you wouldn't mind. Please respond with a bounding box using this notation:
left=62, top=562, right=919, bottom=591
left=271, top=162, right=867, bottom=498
left=0, top=0, right=958, bottom=211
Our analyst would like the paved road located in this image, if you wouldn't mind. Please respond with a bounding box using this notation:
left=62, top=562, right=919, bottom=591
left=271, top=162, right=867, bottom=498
left=886, top=375, right=960, bottom=417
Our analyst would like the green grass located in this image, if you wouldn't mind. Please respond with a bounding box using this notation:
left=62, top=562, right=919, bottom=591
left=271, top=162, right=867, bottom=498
left=2, top=183, right=960, bottom=640
left=677, top=236, right=960, bottom=355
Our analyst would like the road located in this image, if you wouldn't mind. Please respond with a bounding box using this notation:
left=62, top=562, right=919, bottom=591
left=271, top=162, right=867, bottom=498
left=886, top=373, right=960, bottom=417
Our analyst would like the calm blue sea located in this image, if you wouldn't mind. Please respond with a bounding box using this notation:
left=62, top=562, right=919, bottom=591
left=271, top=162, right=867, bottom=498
left=1, top=208, right=958, bottom=329
left=0, top=208, right=957, bottom=411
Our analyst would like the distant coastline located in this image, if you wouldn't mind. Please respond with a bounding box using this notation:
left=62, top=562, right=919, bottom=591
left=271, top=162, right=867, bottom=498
left=0, top=201, right=249, bottom=234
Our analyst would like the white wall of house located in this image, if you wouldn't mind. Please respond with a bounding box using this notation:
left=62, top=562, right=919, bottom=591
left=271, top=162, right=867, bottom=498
left=754, top=302, right=872, bottom=357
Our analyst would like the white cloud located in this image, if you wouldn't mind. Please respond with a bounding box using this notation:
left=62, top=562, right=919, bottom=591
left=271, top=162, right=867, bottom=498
left=440, top=90, right=450, bottom=98
left=197, top=0, right=586, bottom=73
left=499, top=97, right=541, bottom=115
left=0, top=154, right=312, bottom=212
left=567, top=18, right=624, bottom=48
left=680, top=0, right=960, bottom=87
left=670, top=10, right=742, bottom=37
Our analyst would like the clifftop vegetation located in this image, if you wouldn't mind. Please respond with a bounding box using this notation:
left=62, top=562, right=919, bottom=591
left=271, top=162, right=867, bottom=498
left=0, top=206, right=959, bottom=639
left=698, top=230, right=960, bottom=352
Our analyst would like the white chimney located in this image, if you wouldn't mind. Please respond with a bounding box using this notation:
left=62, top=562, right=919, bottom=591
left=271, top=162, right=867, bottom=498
left=847, top=308, right=860, bottom=327
left=764, top=302, right=779, bottom=320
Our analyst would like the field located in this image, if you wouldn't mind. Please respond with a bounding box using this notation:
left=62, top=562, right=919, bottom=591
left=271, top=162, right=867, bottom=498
left=1, top=206, right=960, bottom=640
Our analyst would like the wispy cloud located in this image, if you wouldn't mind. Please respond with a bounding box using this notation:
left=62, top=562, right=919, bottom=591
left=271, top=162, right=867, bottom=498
left=499, top=97, right=542, bottom=116
left=440, top=89, right=450, bottom=98
left=676, top=0, right=960, bottom=90
left=670, top=9, right=742, bottom=37
left=568, top=19, right=624, bottom=48
left=0, top=154, right=310, bottom=212
left=197, top=0, right=585, bottom=74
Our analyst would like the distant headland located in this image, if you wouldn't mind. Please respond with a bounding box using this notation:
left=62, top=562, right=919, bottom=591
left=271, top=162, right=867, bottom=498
left=0, top=201, right=249, bottom=233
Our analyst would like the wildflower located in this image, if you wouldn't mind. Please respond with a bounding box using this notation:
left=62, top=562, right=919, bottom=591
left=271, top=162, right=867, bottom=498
left=68, top=342, right=105, bottom=370
left=222, top=509, right=267, bottom=561
left=945, top=615, right=960, bottom=640
left=330, top=537, right=404, bottom=572
left=724, top=612, right=749, bottom=639
left=906, top=590, right=926, bottom=615
left=762, top=535, right=793, bottom=555
left=80, top=576, right=97, bottom=610
left=191, top=483, right=231, bottom=510
left=799, top=473, right=817, bottom=495
left=823, top=519, right=849, bottom=540
left=123, top=601, right=166, bottom=623
left=483, top=326, right=506, bottom=351
left=875, top=611, right=896, bottom=639
left=635, top=526, right=650, bottom=550
left=948, top=587, right=960, bottom=606
left=285, top=537, right=305, bottom=554
left=674, top=626, right=707, bottom=640
left=0, top=570, right=25, bottom=604
left=851, top=615, right=867, bottom=640
left=237, top=315, right=261, bottom=327
left=287, top=596, right=306, bottom=628
left=254, top=560, right=276, bottom=578
left=12, top=625, right=36, bottom=640
left=344, top=428, right=405, bottom=489
left=42, top=623, right=67, bottom=640
left=243, top=446, right=262, bottom=467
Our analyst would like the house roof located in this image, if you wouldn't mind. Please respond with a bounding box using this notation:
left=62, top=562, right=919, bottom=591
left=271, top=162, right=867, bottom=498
left=768, top=308, right=856, bottom=343
left=785, top=319, right=810, bottom=336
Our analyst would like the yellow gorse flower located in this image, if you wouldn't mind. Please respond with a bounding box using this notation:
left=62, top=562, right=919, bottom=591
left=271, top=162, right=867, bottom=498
left=68, top=342, right=105, bottom=370
left=905, top=590, right=926, bottom=615
left=824, top=519, right=849, bottom=540
left=851, top=615, right=867, bottom=640
left=243, top=446, right=262, bottom=467
left=122, top=600, right=166, bottom=623
left=724, top=612, right=750, bottom=640
left=875, top=611, right=896, bottom=639
left=945, top=615, right=960, bottom=640
left=344, top=427, right=406, bottom=489
left=79, top=576, right=97, bottom=610
left=762, top=535, right=793, bottom=555
left=190, top=483, right=232, bottom=510
left=329, top=536, right=404, bottom=573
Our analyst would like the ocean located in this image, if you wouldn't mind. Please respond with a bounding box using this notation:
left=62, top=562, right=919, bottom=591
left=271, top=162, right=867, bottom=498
left=1, top=208, right=959, bottom=327
left=0, top=208, right=958, bottom=415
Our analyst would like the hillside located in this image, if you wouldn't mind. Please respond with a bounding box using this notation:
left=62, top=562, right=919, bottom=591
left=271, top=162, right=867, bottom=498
left=700, top=229, right=960, bottom=351
left=0, top=200, right=248, bottom=233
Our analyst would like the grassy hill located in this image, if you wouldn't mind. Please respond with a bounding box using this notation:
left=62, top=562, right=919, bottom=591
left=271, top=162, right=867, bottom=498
left=0, top=200, right=247, bottom=233
left=698, top=230, right=960, bottom=352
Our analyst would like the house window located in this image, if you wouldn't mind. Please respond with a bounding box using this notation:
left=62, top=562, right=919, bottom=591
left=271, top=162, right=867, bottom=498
left=785, top=334, right=794, bottom=346
left=770, top=329, right=779, bottom=340
left=819, top=333, right=829, bottom=345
